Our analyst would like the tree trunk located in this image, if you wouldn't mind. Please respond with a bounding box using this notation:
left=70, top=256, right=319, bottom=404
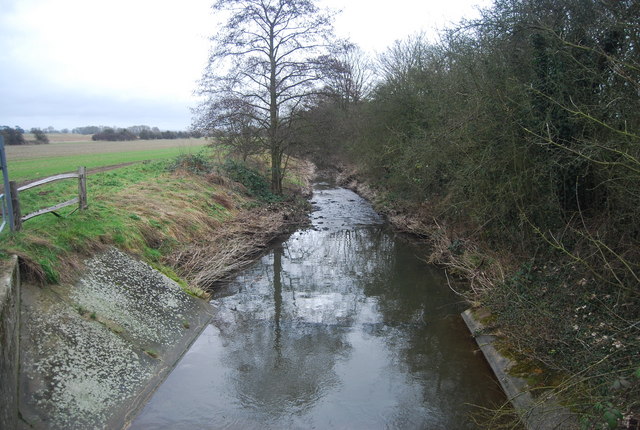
left=271, top=147, right=283, bottom=195
left=269, top=24, right=282, bottom=195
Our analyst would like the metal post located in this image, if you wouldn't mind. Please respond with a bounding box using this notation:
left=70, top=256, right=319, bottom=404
left=0, top=136, right=16, bottom=231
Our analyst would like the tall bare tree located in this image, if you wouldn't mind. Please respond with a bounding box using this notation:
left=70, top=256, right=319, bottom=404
left=320, top=42, right=373, bottom=111
left=195, top=0, right=335, bottom=194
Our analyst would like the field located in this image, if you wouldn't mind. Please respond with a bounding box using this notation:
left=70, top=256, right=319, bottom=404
left=22, top=133, right=92, bottom=144
left=5, top=138, right=207, bottom=182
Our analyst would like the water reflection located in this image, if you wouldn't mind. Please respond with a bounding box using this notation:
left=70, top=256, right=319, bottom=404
left=132, top=187, right=503, bottom=430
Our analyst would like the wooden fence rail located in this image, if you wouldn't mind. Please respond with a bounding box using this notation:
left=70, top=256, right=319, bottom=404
left=8, top=166, right=87, bottom=231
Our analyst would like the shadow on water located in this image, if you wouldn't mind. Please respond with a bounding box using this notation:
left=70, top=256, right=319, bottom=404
left=132, top=184, right=505, bottom=430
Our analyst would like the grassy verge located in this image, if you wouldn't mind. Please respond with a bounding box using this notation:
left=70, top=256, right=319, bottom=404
left=0, top=150, right=313, bottom=299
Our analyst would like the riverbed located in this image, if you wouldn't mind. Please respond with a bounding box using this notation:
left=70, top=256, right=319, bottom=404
left=131, top=182, right=504, bottom=429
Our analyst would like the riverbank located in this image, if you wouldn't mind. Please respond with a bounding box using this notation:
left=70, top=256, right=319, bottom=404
left=336, top=165, right=639, bottom=429
left=18, top=249, right=214, bottom=429
left=0, top=152, right=315, bottom=428
left=1, top=153, right=314, bottom=294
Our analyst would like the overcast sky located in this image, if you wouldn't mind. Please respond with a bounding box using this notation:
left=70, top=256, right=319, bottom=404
left=0, top=0, right=490, bottom=132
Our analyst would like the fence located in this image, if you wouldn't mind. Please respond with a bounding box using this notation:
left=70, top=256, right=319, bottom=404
left=0, top=137, right=87, bottom=232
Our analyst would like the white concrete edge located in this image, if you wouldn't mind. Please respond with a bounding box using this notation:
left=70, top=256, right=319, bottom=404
left=461, top=308, right=579, bottom=430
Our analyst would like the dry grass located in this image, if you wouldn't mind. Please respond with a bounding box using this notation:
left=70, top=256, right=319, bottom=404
left=168, top=205, right=298, bottom=289
left=107, top=168, right=309, bottom=292
left=22, top=133, right=92, bottom=143
left=426, top=219, right=510, bottom=299
left=284, top=158, right=316, bottom=197
left=14, top=251, right=48, bottom=285
left=211, top=192, right=235, bottom=210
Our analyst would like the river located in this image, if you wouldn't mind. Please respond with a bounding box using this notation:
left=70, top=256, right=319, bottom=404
left=131, top=181, right=505, bottom=429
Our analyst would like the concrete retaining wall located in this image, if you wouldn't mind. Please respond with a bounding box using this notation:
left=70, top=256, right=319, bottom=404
left=462, top=308, right=578, bottom=430
left=18, top=248, right=213, bottom=429
left=0, top=255, right=20, bottom=429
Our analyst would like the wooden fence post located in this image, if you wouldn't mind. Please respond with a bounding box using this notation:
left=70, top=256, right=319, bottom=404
left=78, top=166, right=87, bottom=210
left=9, top=181, right=21, bottom=231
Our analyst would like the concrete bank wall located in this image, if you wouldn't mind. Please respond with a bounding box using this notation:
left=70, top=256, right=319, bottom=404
left=0, top=255, right=20, bottom=430
left=16, top=248, right=213, bottom=429
left=462, top=308, right=578, bottom=430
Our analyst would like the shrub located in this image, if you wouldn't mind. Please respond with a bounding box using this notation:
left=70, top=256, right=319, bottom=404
left=222, top=160, right=281, bottom=203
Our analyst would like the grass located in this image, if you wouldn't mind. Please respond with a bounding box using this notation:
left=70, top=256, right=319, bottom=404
left=1, top=147, right=224, bottom=284
left=0, top=149, right=313, bottom=297
left=144, top=349, right=159, bottom=359
left=8, top=143, right=207, bottom=182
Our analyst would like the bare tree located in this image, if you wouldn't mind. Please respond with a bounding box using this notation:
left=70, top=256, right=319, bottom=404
left=203, top=96, right=263, bottom=161
left=320, top=41, right=374, bottom=111
left=195, top=0, right=335, bottom=194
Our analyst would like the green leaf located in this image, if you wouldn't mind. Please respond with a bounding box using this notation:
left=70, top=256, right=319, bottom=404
left=603, top=410, right=622, bottom=429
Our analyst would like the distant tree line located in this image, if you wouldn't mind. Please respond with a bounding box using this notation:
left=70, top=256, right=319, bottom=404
left=1, top=124, right=201, bottom=144
left=0, top=126, right=25, bottom=145
left=91, top=128, right=138, bottom=141
left=1, top=126, right=49, bottom=145
left=81, top=125, right=202, bottom=141
left=39, top=126, right=70, bottom=134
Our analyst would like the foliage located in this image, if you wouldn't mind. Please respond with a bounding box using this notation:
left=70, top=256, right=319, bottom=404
left=92, top=128, right=138, bottom=141
left=72, top=125, right=201, bottom=139
left=300, top=0, right=640, bottom=424
left=165, top=149, right=282, bottom=202
left=289, top=43, right=373, bottom=168
left=29, top=128, right=49, bottom=144
left=222, top=159, right=281, bottom=203
left=1, top=126, right=26, bottom=145
left=318, top=41, right=374, bottom=109
left=166, top=151, right=214, bottom=174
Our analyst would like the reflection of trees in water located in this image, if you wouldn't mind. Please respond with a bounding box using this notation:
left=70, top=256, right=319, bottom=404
left=213, top=244, right=351, bottom=420
left=359, top=237, right=504, bottom=423
left=211, top=215, right=501, bottom=426
left=283, top=227, right=395, bottom=291
left=219, top=318, right=350, bottom=419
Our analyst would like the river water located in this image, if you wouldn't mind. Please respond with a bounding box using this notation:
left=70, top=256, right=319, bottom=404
left=131, top=182, right=504, bottom=429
